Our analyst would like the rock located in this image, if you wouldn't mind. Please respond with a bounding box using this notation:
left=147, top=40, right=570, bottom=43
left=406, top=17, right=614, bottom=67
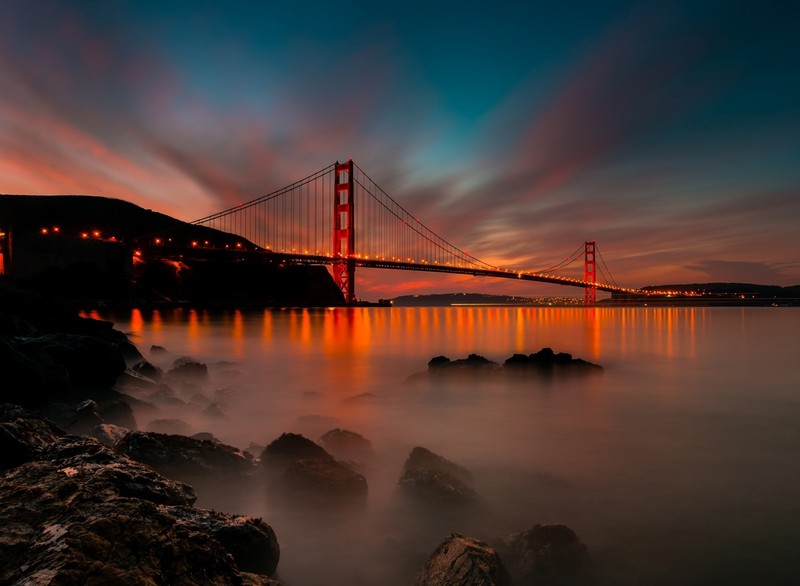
left=0, top=434, right=280, bottom=584
left=497, top=524, right=591, bottom=585
left=167, top=357, right=209, bottom=382
left=428, top=353, right=499, bottom=374
left=273, top=459, right=368, bottom=505
left=260, top=432, right=335, bottom=470
left=192, top=432, right=218, bottom=442
left=428, top=355, right=452, bottom=369
left=202, top=401, right=226, bottom=418
left=115, top=431, right=256, bottom=485
left=398, top=447, right=483, bottom=509
left=147, top=417, right=192, bottom=435
left=150, top=344, right=168, bottom=354
left=93, top=423, right=130, bottom=447
left=62, top=399, right=104, bottom=436
left=0, top=335, right=69, bottom=398
left=503, top=348, right=602, bottom=372
left=15, top=332, right=127, bottom=386
left=132, top=359, right=162, bottom=380
left=0, top=403, right=65, bottom=469
left=98, top=398, right=138, bottom=429
left=416, top=533, right=511, bottom=586
left=399, top=466, right=484, bottom=509
left=318, top=428, right=374, bottom=461
left=167, top=506, right=280, bottom=576
left=403, top=446, right=473, bottom=484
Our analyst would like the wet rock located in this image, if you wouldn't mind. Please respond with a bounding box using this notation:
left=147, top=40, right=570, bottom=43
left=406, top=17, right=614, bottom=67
left=399, top=466, right=484, bottom=509
left=416, top=533, right=511, bottom=586
left=260, top=432, right=335, bottom=470
left=192, top=431, right=218, bottom=442
left=98, top=398, right=138, bottom=429
left=428, top=353, right=499, bottom=374
left=0, top=403, right=65, bottom=469
left=115, top=430, right=256, bottom=485
left=504, top=348, right=602, bottom=372
left=202, top=401, right=226, bottom=418
left=132, top=359, right=162, bottom=380
left=147, top=417, right=192, bottom=435
left=398, top=447, right=483, bottom=509
left=0, top=335, right=69, bottom=398
left=150, top=344, right=168, bottom=354
left=0, top=434, right=280, bottom=584
left=167, top=356, right=209, bottom=382
left=167, top=506, right=280, bottom=576
left=15, top=332, right=127, bottom=387
left=497, top=524, right=591, bottom=586
left=319, top=428, right=374, bottom=461
left=62, top=399, right=104, bottom=436
left=93, top=423, right=130, bottom=447
left=273, top=459, right=368, bottom=505
left=404, top=446, right=473, bottom=484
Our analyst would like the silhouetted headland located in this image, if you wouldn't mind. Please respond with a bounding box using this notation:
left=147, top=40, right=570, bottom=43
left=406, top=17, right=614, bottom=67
left=0, top=194, right=343, bottom=308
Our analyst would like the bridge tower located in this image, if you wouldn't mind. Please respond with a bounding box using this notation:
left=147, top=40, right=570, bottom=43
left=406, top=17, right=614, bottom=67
left=584, top=240, right=596, bottom=306
left=332, top=160, right=356, bottom=303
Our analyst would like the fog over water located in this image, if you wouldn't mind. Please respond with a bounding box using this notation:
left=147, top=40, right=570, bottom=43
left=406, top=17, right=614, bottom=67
left=96, top=306, right=800, bottom=585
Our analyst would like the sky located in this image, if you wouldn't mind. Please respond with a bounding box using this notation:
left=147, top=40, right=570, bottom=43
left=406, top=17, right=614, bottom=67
left=1, top=0, right=799, bottom=298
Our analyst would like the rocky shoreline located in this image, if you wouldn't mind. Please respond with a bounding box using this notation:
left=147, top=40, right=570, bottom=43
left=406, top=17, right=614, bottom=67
left=1, top=282, right=597, bottom=585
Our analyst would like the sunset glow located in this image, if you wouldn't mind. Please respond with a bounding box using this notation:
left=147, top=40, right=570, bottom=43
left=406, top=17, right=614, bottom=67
left=2, top=1, right=798, bottom=297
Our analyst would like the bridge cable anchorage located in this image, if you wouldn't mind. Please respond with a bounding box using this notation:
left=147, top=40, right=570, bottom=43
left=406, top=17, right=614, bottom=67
left=180, top=159, right=625, bottom=304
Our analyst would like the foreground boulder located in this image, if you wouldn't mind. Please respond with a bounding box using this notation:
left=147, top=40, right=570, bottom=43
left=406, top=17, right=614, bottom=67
left=398, top=446, right=483, bottom=509
left=497, top=524, right=591, bottom=585
left=0, top=403, right=65, bottom=469
left=0, top=434, right=280, bottom=584
left=416, top=533, right=511, bottom=586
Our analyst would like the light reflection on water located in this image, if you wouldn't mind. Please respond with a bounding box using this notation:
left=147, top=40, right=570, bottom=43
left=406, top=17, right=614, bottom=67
left=100, top=306, right=800, bottom=586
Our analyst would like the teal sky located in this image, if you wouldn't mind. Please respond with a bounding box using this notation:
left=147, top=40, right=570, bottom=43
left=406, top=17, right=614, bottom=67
left=1, top=0, right=798, bottom=296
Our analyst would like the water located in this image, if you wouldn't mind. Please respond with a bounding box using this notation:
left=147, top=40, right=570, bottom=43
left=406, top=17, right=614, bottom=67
left=95, top=306, right=800, bottom=585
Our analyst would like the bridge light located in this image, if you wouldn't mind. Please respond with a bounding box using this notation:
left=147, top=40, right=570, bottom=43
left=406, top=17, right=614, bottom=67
left=155, top=238, right=161, bottom=244
left=53, top=226, right=60, bottom=233
left=236, top=243, right=242, bottom=248
left=192, top=241, right=198, bottom=247
left=93, top=230, right=100, bottom=238
left=81, top=232, right=89, bottom=239
left=41, top=228, right=48, bottom=234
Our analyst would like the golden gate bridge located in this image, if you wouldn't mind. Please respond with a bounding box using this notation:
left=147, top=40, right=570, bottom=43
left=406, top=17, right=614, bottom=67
left=149, top=160, right=675, bottom=305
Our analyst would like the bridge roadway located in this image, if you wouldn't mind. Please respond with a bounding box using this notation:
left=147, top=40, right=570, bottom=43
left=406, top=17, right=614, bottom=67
left=137, top=243, right=642, bottom=296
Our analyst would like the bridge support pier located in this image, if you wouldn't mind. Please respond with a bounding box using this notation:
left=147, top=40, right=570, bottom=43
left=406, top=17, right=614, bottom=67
left=333, top=160, right=356, bottom=304
left=584, top=240, right=596, bottom=306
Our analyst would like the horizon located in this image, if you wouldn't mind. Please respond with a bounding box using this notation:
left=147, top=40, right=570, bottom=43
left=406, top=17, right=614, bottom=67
left=2, top=1, right=799, bottom=298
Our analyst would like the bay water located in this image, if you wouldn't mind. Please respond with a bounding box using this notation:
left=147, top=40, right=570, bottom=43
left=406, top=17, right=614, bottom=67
left=95, top=306, right=800, bottom=585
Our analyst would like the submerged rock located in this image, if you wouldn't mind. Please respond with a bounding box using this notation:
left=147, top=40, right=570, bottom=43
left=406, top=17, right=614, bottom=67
left=497, top=524, right=591, bottom=585
left=398, top=446, right=483, bottom=509
left=318, top=428, right=374, bottom=462
left=260, top=432, right=335, bottom=470
left=504, top=348, right=602, bottom=372
left=416, top=533, right=511, bottom=586
left=273, top=459, right=368, bottom=505
left=418, top=348, right=601, bottom=382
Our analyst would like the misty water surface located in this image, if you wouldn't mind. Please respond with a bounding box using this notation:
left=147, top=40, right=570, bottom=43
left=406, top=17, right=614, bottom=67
left=95, top=306, right=800, bottom=586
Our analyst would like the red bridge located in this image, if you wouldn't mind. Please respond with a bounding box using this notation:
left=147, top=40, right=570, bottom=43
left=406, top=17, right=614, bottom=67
left=145, top=160, right=675, bottom=305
